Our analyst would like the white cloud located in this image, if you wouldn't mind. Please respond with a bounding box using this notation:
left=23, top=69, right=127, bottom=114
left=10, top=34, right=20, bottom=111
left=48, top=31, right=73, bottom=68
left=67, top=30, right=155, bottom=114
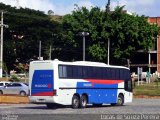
left=0, top=0, right=56, bottom=13
left=110, top=0, right=159, bottom=16
left=53, top=0, right=94, bottom=15
left=0, top=0, right=159, bottom=16
left=77, top=0, right=94, bottom=10
left=0, top=0, right=94, bottom=15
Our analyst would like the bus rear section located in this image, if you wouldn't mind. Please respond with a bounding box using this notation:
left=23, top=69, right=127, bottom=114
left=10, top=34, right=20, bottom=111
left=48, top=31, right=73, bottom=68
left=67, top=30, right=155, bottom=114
left=29, top=61, right=58, bottom=104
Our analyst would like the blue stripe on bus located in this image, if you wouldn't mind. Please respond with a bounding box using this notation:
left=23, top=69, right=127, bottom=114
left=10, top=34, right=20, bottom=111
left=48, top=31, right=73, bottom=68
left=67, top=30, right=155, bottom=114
left=76, top=82, right=118, bottom=104
left=31, top=70, right=54, bottom=96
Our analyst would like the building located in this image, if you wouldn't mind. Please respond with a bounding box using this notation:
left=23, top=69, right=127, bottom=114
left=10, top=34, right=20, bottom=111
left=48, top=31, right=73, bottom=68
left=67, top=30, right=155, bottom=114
left=130, top=17, right=160, bottom=74
left=148, top=17, right=160, bottom=73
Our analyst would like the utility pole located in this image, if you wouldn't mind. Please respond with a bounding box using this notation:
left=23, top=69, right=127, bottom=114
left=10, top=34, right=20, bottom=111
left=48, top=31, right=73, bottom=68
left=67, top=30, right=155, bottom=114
left=39, top=41, right=42, bottom=60
left=107, top=39, right=110, bottom=65
left=106, top=0, right=111, bottom=65
left=0, top=11, right=8, bottom=78
left=78, top=32, right=89, bottom=61
left=49, top=45, right=52, bottom=60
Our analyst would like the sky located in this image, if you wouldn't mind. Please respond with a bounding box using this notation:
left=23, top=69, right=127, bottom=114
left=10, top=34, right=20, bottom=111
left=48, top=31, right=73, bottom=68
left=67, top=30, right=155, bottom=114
left=0, top=0, right=160, bottom=17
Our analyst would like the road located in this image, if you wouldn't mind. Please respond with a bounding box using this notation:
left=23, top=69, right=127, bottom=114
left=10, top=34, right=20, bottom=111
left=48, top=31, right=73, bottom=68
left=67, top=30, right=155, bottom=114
left=0, top=98, right=160, bottom=120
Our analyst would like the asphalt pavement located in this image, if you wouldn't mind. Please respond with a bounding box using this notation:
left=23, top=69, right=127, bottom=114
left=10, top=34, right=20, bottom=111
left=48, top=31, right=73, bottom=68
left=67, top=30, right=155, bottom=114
left=0, top=98, right=160, bottom=120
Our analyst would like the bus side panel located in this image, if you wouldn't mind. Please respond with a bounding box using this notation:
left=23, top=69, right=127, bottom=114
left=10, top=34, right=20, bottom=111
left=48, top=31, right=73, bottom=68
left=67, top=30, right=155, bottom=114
left=31, top=70, right=54, bottom=96
left=58, top=89, right=76, bottom=105
left=117, top=82, right=133, bottom=103
left=57, top=79, right=79, bottom=105
left=76, top=82, right=118, bottom=104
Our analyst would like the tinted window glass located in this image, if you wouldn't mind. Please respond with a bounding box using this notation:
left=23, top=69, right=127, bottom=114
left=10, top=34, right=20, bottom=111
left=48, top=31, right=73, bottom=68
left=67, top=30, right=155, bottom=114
left=87, top=67, right=92, bottom=79
left=107, top=68, right=112, bottom=79
left=59, top=65, right=67, bottom=78
left=58, top=64, right=131, bottom=82
left=12, top=83, right=22, bottom=87
left=59, top=66, right=63, bottom=78
left=77, top=66, right=83, bottom=78
left=7, top=84, right=13, bottom=87
left=115, top=69, right=120, bottom=80
left=125, top=81, right=132, bottom=92
left=0, top=83, right=3, bottom=86
left=120, top=69, right=124, bottom=80
left=72, top=66, right=79, bottom=79
left=66, top=66, right=73, bottom=78
left=5, top=83, right=9, bottom=86
left=111, top=68, right=116, bottom=79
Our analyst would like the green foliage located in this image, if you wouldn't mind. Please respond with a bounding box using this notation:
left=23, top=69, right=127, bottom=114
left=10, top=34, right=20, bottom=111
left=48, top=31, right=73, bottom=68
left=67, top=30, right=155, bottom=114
left=9, top=74, right=20, bottom=82
left=89, top=44, right=107, bottom=60
left=154, top=76, right=160, bottom=88
left=1, top=3, right=60, bottom=71
left=1, top=2, right=159, bottom=71
left=134, top=82, right=160, bottom=96
left=14, top=63, right=29, bottom=73
left=62, top=5, right=159, bottom=64
left=2, top=63, right=8, bottom=73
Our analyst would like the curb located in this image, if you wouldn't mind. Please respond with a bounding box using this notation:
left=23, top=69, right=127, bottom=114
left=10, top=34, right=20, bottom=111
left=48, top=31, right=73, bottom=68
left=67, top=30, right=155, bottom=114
left=0, top=95, right=29, bottom=104
left=134, top=95, right=160, bottom=99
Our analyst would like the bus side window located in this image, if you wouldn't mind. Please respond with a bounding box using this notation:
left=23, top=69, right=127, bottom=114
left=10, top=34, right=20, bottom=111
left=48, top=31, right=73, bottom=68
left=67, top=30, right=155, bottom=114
left=78, top=66, right=83, bottom=79
left=103, top=68, right=109, bottom=79
left=66, top=66, right=73, bottom=78
left=59, top=65, right=63, bottom=78
left=97, top=67, right=102, bottom=79
left=87, top=66, right=92, bottom=79
left=124, top=70, right=132, bottom=92
left=111, top=68, right=115, bottom=80
left=59, top=65, right=67, bottom=78
left=125, top=81, right=132, bottom=92
left=101, top=67, right=106, bottom=79
left=82, top=66, right=88, bottom=78
left=72, top=66, right=78, bottom=79
left=116, top=69, right=120, bottom=80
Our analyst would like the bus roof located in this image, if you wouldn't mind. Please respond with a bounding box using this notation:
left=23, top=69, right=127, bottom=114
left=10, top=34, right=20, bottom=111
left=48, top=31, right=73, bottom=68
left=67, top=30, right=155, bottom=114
left=30, top=59, right=129, bottom=70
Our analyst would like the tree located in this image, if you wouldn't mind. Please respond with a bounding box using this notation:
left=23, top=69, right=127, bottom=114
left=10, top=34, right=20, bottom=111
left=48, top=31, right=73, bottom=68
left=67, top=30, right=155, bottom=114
left=109, top=6, right=159, bottom=64
left=106, top=0, right=111, bottom=13
left=61, top=5, right=159, bottom=64
left=1, top=3, right=61, bottom=72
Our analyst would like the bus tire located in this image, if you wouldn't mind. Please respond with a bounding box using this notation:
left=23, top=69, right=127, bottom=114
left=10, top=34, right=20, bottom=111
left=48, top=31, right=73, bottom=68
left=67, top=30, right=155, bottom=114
left=72, top=95, right=80, bottom=109
left=80, top=95, right=87, bottom=108
left=117, top=94, right=124, bottom=106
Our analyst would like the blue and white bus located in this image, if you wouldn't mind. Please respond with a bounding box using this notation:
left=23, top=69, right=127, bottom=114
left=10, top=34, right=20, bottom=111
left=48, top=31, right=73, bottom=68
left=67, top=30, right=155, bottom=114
left=29, top=59, right=132, bottom=109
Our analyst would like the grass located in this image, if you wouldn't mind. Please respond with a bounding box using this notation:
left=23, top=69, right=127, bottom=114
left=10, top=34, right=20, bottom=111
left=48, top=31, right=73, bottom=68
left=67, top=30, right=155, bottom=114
left=133, top=82, right=160, bottom=96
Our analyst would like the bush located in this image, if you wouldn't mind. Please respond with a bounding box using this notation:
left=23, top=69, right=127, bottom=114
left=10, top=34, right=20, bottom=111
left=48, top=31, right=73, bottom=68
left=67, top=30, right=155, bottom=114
left=9, top=74, right=20, bottom=82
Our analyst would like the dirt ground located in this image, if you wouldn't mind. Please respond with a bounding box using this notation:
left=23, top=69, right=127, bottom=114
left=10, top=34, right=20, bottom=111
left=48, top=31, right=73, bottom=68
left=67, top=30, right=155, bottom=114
left=0, top=95, right=29, bottom=104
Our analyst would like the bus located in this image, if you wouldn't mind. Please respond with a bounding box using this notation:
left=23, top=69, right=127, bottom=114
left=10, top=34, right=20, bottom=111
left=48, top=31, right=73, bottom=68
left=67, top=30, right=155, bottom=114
left=29, top=59, right=132, bottom=109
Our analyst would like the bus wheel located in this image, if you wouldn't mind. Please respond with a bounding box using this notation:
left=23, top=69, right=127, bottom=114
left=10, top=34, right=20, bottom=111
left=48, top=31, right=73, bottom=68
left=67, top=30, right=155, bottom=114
left=117, top=94, right=124, bottom=106
left=72, top=95, right=80, bottom=109
left=80, top=95, right=87, bottom=108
